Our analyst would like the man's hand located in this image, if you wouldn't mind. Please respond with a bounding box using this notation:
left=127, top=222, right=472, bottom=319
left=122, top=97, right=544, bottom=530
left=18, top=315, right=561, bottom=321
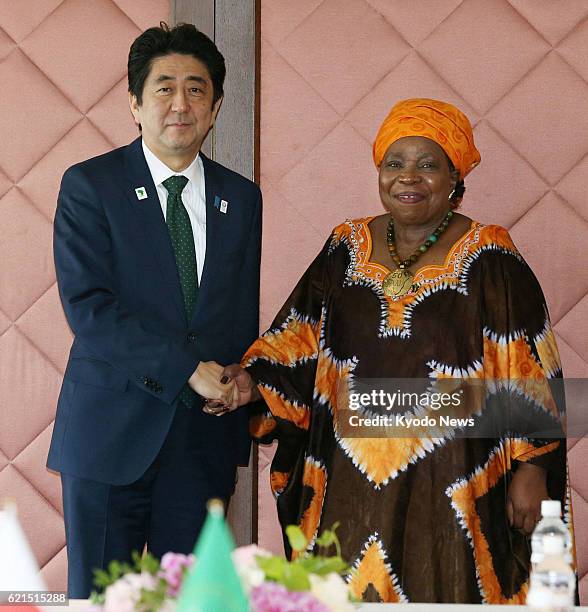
left=507, top=462, right=548, bottom=535
left=188, top=361, right=235, bottom=406
left=203, top=364, right=260, bottom=415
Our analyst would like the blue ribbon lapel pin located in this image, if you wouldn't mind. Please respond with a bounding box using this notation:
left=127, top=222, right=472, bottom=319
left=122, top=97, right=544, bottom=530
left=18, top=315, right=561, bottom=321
left=214, top=195, right=229, bottom=214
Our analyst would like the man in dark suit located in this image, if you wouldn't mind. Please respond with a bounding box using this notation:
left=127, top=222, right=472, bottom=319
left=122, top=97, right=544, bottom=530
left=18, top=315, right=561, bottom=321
left=47, top=23, right=261, bottom=598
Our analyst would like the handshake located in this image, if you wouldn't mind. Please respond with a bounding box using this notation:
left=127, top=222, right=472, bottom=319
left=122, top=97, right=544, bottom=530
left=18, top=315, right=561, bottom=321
left=187, top=361, right=261, bottom=415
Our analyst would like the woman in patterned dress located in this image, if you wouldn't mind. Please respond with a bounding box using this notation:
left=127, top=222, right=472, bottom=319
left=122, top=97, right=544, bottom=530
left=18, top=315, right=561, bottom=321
left=207, top=99, right=572, bottom=604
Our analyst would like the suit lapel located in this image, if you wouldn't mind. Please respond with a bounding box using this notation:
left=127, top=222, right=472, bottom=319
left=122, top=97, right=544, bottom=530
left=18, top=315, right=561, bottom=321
left=196, top=153, right=222, bottom=315
left=122, top=138, right=186, bottom=322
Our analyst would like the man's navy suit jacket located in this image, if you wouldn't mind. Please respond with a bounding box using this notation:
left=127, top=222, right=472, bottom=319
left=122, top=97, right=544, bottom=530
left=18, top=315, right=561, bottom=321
left=47, top=137, right=261, bottom=486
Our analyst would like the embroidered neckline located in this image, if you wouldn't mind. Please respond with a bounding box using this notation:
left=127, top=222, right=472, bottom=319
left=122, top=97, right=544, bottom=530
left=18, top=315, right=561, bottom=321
left=355, top=217, right=482, bottom=295
left=331, top=217, right=520, bottom=337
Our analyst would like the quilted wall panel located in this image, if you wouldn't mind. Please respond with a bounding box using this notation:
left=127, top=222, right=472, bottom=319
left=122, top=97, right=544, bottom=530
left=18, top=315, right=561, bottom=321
left=258, top=0, right=588, bottom=602
left=0, top=0, right=170, bottom=590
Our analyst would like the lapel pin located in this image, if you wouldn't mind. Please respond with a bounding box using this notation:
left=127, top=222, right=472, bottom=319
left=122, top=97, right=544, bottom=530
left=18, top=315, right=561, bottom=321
left=214, top=195, right=229, bottom=214
left=135, top=187, right=148, bottom=200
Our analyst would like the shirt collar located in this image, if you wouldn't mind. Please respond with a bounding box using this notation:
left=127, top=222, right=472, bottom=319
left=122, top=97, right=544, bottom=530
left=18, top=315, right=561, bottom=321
left=141, top=139, right=202, bottom=189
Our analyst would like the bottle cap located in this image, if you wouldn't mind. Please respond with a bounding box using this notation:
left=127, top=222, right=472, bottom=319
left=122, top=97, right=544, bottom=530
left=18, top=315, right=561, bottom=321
left=0, top=498, right=17, bottom=515
left=207, top=498, right=225, bottom=516
left=541, top=499, right=561, bottom=518
left=542, top=534, right=564, bottom=555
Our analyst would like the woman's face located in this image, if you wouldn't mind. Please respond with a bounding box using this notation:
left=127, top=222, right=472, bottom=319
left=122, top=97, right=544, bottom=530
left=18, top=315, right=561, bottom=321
left=378, top=136, right=458, bottom=227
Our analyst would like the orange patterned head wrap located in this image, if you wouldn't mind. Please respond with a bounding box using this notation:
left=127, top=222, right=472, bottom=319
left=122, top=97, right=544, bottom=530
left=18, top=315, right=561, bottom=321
left=372, top=98, right=480, bottom=180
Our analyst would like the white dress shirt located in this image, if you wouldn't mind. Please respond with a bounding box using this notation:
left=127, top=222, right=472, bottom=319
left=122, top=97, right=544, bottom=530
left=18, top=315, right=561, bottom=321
left=142, top=140, right=207, bottom=283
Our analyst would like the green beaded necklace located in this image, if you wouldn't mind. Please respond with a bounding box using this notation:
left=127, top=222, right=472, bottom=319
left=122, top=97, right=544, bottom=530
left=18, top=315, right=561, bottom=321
left=382, top=209, right=454, bottom=298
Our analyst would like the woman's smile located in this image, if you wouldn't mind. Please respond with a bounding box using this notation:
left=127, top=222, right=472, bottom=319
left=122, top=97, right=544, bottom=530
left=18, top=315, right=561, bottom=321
left=394, top=191, right=427, bottom=204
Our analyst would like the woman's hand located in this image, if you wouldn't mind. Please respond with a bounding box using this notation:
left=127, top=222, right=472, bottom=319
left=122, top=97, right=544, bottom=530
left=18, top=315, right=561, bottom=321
left=202, top=364, right=261, bottom=415
left=188, top=361, right=236, bottom=405
left=507, top=462, right=548, bottom=535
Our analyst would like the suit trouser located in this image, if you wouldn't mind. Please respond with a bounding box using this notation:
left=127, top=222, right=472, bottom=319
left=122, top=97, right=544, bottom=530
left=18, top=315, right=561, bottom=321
left=61, top=403, right=237, bottom=598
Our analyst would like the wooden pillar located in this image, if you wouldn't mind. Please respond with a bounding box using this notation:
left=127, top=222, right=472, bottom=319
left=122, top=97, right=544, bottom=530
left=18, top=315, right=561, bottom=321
left=171, top=0, right=259, bottom=546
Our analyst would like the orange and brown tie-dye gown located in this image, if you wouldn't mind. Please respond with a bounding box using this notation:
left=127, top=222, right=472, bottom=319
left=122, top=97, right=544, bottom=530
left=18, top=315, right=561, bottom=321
left=243, top=218, right=572, bottom=604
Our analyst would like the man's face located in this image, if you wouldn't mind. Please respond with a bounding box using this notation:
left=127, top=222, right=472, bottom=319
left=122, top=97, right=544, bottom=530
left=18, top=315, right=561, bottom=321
left=129, top=53, right=222, bottom=170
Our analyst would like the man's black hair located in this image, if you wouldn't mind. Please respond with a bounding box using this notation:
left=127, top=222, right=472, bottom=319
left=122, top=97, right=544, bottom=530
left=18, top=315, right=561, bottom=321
left=128, top=22, right=225, bottom=107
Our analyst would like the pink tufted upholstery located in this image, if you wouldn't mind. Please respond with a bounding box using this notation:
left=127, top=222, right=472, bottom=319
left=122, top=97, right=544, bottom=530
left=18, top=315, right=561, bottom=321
left=258, top=0, right=588, bottom=603
left=0, top=0, right=169, bottom=590
left=2, top=0, right=587, bottom=601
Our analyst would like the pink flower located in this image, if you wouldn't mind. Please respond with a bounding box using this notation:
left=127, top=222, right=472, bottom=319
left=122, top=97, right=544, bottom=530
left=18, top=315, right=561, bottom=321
left=103, top=572, right=158, bottom=612
left=232, top=544, right=271, bottom=569
left=232, top=544, right=272, bottom=594
left=250, top=582, right=329, bottom=612
left=158, top=552, right=195, bottom=597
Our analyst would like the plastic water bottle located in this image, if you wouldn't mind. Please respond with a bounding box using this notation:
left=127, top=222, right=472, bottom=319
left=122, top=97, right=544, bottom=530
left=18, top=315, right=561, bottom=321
left=527, top=534, right=575, bottom=611
left=531, top=500, right=573, bottom=567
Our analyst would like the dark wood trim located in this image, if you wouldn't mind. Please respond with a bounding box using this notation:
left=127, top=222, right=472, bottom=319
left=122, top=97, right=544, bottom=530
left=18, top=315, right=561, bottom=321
left=171, top=0, right=259, bottom=546
left=213, top=0, right=256, bottom=182
left=254, top=0, right=260, bottom=185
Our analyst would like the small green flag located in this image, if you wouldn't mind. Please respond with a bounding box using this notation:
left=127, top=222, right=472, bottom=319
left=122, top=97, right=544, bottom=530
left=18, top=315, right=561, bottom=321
left=176, top=499, right=249, bottom=612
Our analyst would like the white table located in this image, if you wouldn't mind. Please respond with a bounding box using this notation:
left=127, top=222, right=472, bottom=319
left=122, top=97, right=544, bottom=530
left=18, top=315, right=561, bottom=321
left=361, top=608, right=585, bottom=611
left=42, top=602, right=587, bottom=611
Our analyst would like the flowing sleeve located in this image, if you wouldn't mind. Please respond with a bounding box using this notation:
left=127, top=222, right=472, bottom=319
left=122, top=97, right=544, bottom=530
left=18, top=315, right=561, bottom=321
left=480, top=225, right=566, bottom=501
left=241, top=236, right=330, bottom=497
